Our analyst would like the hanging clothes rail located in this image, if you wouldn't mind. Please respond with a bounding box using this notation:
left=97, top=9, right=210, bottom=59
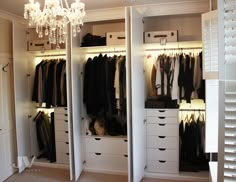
left=179, top=109, right=205, bottom=111
left=145, top=47, right=202, bottom=52
left=86, top=50, right=126, bottom=55
left=35, top=54, right=66, bottom=58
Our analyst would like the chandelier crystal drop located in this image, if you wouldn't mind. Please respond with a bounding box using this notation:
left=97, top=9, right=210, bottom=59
left=24, top=0, right=86, bottom=48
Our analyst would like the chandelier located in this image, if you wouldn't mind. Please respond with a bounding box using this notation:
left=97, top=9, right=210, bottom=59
left=24, top=0, right=86, bottom=48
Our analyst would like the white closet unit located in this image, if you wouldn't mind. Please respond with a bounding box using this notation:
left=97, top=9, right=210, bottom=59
left=70, top=7, right=131, bottom=181
left=12, top=21, right=75, bottom=180
left=0, top=18, right=16, bottom=182
left=130, top=1, right=209, bottom=181
left=218, top=0, right=236, bottom=181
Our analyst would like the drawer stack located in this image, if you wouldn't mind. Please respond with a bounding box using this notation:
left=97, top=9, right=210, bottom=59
left=146, top=109, right=179, bottom=174
left=84, top=137, right=128, bottom=172
left=54, top=107, right=70, bottom=164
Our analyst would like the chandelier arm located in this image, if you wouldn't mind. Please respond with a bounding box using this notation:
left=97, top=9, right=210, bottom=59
left=64, top=0, right=70, bottom=9
left=60, top=0, right=64, bottom=8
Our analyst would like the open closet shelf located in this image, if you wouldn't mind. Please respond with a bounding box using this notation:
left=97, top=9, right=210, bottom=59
left=144, top=41, right=202, bottom=51
left=82, top=135, right=127, bottom=140
left=34, top=158, right=70, bottom=169
left=79, top=45, right=126, bottom=54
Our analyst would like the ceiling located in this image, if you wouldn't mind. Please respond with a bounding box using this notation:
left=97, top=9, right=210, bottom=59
left=0, top=0, right=201, bottom=18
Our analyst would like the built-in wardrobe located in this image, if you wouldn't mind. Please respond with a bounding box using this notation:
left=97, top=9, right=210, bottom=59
left=70, top=7, right=131, bottom=181
left=129, top=1, right=211, bottom=181
left=12, top=21, right=75, bottom=180
left=2, top=0, right=227, bottom=182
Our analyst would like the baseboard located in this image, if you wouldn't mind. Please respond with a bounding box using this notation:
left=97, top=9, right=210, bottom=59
left=33, top=161, right=69, bottom=170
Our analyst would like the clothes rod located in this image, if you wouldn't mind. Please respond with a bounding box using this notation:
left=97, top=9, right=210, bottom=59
left=145, top=47, right=202, bottom=51
left=86, top=50, right=126, bottom=54
left=35, top=53, right=66, bottom=58
left=179, top=109, right=205, bottom=111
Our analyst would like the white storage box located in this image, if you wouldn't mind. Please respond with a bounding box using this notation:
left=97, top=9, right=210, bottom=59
left=144, top=30, right=178, bottom=44
left=106, top=32, right=126, bottom=45
left=28, top=39, right=51, bottom=51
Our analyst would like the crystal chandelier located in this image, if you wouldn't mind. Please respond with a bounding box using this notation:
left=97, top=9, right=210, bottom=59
left=24, top=0, right=86, bottom=48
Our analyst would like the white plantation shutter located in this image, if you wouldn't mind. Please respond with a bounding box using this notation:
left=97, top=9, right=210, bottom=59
left=222, top=0, right=236, bottom=181
left=202, top=10, right=218, bottom=79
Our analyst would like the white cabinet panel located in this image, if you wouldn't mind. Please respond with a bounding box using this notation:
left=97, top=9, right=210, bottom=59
left=56, top=142, right=70, bottom=153
left=147, top=160, right=178, bottom=174
left=130, top=7, right=146, bottom=182
left=13, top=21, right=31, bottom=173
left=85, top=137, right=128, bottom=155
left=147, top=109, right=178, bottom=117
left=147, top=124, right=178, bottom=136
left=85, top=153, right=128, bottom=172
left=147, top=136, right=178, bottom=149
left=147, top=148, right=178, bottom=161
left=147, top=117, right=177, bottom=124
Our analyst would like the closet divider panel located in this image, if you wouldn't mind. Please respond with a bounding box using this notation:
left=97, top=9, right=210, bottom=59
left=12, top=21, right=32, bottom=173
left=71, top=27, right=84, bottom=181
left=130, top=7, right=146, bottom=182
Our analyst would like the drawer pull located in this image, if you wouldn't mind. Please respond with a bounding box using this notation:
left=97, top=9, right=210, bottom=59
left=65, top=120, right=68, bottom=123
left=64, top=108, right=68, bottom=111
left=95, top=138, right=101, bottom=141
left=66, top=142, right=69, bottom=144
left=158, top=136, right=166, bottom=139
left=64, top=114, right=68, bottom=116
left=158, top=110, right=165, bottom=113
left=124, top=155, right=128, bottom=157
left=66, top=153, right=69, bottom=155
left=159, top=160, right=166, bottom=163
left=158, top=124, right=166, bottom=126
left=124, top=139, right=128, bottom=142
left=65, top=131, right=69, bottom=134
left=158, top=117, right=165, bottom=119
left=158, top=148, right=166, bottom=151
left=95, top=153, right=101, bottom=155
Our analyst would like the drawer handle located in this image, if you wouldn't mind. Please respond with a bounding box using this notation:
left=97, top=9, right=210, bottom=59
left=65, top=131, right=69, bottom=134
left=95, top=138, right=101, bottom=141
left=124, top=155, right=128, bottom=158
left=66, top=142, right=69, bottom=144
left=158, top=117, right=165, bottom=119
left=66, top=153, right=69, bottom=155
left=158, top=136, right=166, bottom=139
left=158, top=148, right=166, bottom=151
left=159, top=160, right=166, bottom=163
left=95, top=153, right=101, bottom=155
left=64, top=108, right=68, bottom=111
left=158, top=110, right=165, bottom=113
left=65, top=120, right=68, bottom=123
left=158, top=124, right=166, bottom=126
left=64, top=114, right=68, bottom=116
left=124, top=139, right=128, bottom=142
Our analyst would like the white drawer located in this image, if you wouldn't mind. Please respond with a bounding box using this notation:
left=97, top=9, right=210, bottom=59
left=56, top=152, right=70, bottom=164
left=85, top=137, right=128, bottom=155
left=55, top=120, right=68, bottom=131
left=147, top=116, right=177, bottom=124
left=56, top=142, right=69, bottom=153
left=146, top=109, right=178, bottom=117
left=147, top=136, right=178, bottom=149
left=85, top=153, right=128, bottom=171
left=147, top=148, right=178, bottom=161
left=147, top=160, right=178, bottom=174
left=55, top=131, right=69, bottom=142
left=55, top=113, right=68, bottom=121
left=54, top=107, right=68, bottom=114
left=147, top=123, right=178, bottom=136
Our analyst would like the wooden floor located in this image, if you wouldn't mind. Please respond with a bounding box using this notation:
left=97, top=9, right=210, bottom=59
left=5, top=166, right=208, bottom=182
